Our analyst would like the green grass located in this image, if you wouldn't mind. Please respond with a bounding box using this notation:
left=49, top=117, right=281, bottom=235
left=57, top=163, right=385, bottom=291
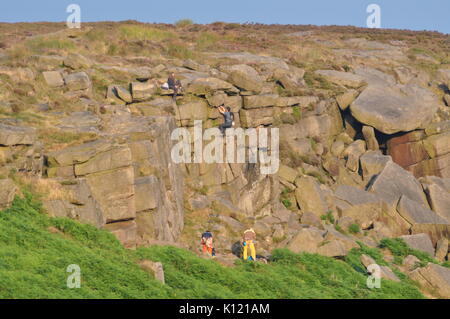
left=379, top=238, right=436, bottom=266
left=26, top=38, right=76, bottom=53
left=0, top=193, right=425, bottom=299
left=119, top=25, right=176, bottom=42
left=348, top=224, right=361, bottom=234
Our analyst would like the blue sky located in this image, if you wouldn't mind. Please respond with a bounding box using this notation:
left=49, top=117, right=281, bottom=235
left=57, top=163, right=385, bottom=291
left=1, top=0, right=449, bottom=34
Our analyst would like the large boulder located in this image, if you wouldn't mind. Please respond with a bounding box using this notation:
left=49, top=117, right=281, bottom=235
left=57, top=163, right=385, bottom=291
left=42, top=71, right=64, bottom=87
left=397, top=195, right=450, bottom=244
left=334, top=185, right=383, bottom=229
left=175, top=100, right=208, bottom=125
left=131, top=81, right=158, bottom=102
left=74, top=146, right=132, bottom=176
left=423, top=183, right=450, bottom=222
left=315, top=70, right=365, bottom=88
left=186, top=77, right=237, bottom=95
left=226, top=64, right=264, bottom=93
left=294, top=176, right=328, bottom=217
left=64, top=53, right=93, bottom=70
left=410, top=263, right=450, bottom=298
left=47, top=140, right=113, bottom=167
left=240, top=107, right=274, bottom=128
left=104, top=220, right=137, bottom=249
left=243, top=94, right=279, bottom=109
left=399, top=233, right=435, bottom=256
left=368, top=161, right=429, bottom=209
left=85, top=166, right=136, bottom=223
left=0, top=124, right=36, bottom=146
left=64, top=72, right=91, bottom=91
left=359, top=151, right=391, bottom=181
left=287, top=227, right=324, bottom=253
left=350, top=67, right=438, bottom=134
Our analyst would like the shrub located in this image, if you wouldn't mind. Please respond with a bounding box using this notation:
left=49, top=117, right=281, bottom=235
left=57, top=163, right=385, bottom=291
left=348, top=224, right=361, bottom=234
left=175, top=19, right=194, bottom=28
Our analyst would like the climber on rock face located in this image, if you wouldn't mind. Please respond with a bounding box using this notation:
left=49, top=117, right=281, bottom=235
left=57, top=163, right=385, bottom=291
left=167, top=72, right=182, bottom=101
left=218, top=105, right=234, bottom=135
left=242, top=228, right=256, bottom=261
left=201, top=230, right=215, bottom=257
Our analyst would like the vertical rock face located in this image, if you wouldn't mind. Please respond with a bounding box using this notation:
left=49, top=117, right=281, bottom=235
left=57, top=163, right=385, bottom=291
left=386, top=121, right=450, bottom=178
left=43, top=116, right=185, bottom=246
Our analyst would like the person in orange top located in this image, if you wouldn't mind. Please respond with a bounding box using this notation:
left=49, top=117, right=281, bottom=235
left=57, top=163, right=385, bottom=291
left=201, top=231, right=215, bottom=257
left=242, top=228, right=256, bottom=261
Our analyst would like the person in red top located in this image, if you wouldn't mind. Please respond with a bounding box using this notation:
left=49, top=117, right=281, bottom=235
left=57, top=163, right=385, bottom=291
left=201, top=231, right=215, bottom=257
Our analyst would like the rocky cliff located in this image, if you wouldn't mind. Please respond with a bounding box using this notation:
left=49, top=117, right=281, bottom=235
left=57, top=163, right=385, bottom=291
left=0, top=22, right=449, bottom=297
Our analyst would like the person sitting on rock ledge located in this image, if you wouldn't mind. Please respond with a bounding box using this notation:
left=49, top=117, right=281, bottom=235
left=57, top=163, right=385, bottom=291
left=167, top=72, right=182, bottom=101
left=218, top=105, right=234, bottom=135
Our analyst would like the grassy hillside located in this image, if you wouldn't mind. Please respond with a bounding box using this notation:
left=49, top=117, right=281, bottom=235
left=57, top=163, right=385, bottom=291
left=0, top=192, right=426, bottom=299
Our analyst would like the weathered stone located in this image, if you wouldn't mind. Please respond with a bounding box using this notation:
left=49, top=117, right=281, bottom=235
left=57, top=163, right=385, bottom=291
left=350, top=84, right=438, bottom=135
left=397, top=196, right=450, bottom=243
left=403, top=255, right=421, bottom=271
left=227, top=65, right=263, bottom=93
left=276, top=96, right=318, bottom=108
left=243, top=94, right=279, bottom=109
left=131, top=81, right=158, bottom=102
left=301, top=212, right=324, bottom=229
left=74, top=146, right=132, bottom=176
left=114, top=85, right=133, bottom=103
left=138, top=260, right=165, bottom=284
left=423, top=131, right=450, bottom=158
left=444, top=95, right=450, bottom=106
left=47, top=140, right=113, bottom=167
left=315, top=70, right=365, bottom=88
left=86, top=166, right=135, bottom=223
left=134, top=176, right=159, bottom=212
left=104, top=220, right=137, bottom=248
left=64, top=53, right=93, bottom=70
left=342, top=140, right=366, bottom=172
left=435, top=238, right=449, bottom=262
left=368, top=161, right=429, bottom=209
left=360, top=151, right=391, bottom=181
left=399, top=233, right=435, bottom=256
left=362, top=126, right=379, bottom=151
left=239, top=107, right=274, bottom=128
left=0, top=179, right=17, bottom=209
left=387, top=132, right=429, bottom=172
left=277, top=164, right=298, bottom=184
left=334, top=185, right=383, bottom=229
left=336, top=89, right=358, bottom=111
left=410, top=263, right=450, bottom=298
left=425, top=121, right=450, bottom=136
left=42, top=71, right=64, bottom=87
left=175, top=100, right=208, bottom=125
left=64, top=72, right=91, bottom=91
left=186, top=77, right=237, bottom=94
left=423, top=183, right=450, bottom=222
left=287, top=227, right=324, bottom=253
left=294, top=176, right=328, bottom=217
left=0, top=124, right=36, bottom=146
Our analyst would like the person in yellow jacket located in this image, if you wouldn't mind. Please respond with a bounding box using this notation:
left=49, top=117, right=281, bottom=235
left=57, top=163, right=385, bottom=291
left=242, top=228, right=256, bottom=261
